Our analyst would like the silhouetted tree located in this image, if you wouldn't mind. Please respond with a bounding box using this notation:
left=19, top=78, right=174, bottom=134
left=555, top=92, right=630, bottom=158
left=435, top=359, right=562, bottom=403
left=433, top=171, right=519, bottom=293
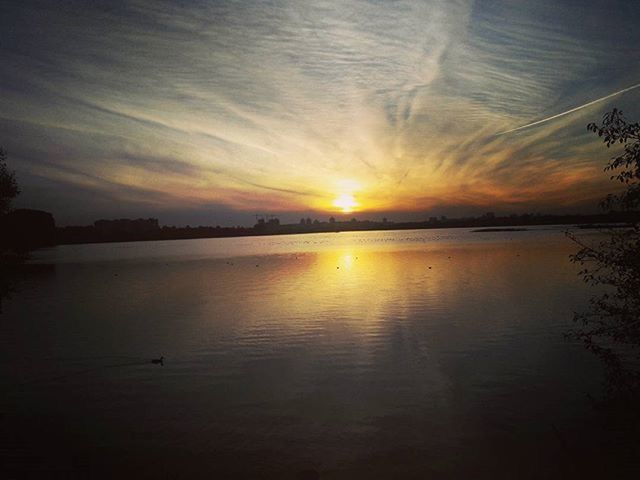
left=0, top=147, right=20, bottom=215
left=568, top=108, right=640, bottom=392
left=0, top=147, right=21, bottom=313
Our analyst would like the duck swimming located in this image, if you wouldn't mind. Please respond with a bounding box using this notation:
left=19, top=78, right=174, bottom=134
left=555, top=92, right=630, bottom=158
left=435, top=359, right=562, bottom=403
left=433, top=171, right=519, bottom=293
left=151, top=356, right=164, bottom=366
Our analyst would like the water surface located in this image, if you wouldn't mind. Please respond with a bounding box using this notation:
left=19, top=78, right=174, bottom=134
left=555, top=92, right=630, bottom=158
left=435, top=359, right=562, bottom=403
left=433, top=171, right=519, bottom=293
left=2, top=228, right=637, bottom=478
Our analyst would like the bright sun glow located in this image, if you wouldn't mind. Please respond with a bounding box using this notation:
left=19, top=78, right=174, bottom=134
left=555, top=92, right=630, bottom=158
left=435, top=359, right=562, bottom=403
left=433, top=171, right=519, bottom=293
left=333, top=193, right=358, bottom=213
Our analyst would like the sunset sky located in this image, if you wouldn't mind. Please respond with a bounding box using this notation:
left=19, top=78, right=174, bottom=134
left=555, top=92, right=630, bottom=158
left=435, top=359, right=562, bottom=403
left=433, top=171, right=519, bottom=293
left=2, top=0, right=639, bottom=226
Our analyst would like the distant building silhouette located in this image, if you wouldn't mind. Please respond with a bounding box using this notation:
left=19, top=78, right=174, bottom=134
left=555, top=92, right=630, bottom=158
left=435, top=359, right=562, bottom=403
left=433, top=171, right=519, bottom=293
left=254, top=216, right=280, bottom=231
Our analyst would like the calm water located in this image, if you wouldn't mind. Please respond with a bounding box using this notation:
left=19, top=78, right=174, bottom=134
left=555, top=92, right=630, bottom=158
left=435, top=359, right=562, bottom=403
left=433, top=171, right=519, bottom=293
left=1, top=227, right=638, bottom=478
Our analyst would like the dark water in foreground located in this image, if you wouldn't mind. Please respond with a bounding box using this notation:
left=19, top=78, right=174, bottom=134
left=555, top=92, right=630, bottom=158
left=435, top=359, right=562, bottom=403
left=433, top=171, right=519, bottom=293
left=1, top=228, right=638, bottom=478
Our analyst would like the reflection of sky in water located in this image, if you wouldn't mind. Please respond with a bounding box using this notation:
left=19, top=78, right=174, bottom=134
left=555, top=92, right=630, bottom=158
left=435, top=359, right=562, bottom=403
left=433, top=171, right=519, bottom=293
left=2, top=229, right=634, bottom=478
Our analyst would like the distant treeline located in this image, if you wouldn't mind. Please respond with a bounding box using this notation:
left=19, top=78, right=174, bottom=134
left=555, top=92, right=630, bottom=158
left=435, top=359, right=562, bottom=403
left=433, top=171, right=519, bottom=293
left=54, top=211, right=640, bottom=245
left=57, top=218, right=253, bottom=245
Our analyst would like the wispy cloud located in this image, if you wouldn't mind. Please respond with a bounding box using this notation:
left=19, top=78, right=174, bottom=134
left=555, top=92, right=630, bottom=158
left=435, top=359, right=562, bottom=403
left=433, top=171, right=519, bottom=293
left=496, top=82, right=640, bottom=135
left=1, top=0, right=639, bottom=224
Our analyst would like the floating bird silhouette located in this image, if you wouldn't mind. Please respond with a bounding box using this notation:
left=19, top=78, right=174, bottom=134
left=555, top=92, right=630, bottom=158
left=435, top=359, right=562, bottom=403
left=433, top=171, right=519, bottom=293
left=151, top=356, right=164, bottom=366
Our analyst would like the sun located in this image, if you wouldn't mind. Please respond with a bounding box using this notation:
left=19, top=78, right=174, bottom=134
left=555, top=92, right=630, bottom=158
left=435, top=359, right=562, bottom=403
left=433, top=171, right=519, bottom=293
left=333, top=193, right=358, bottom=213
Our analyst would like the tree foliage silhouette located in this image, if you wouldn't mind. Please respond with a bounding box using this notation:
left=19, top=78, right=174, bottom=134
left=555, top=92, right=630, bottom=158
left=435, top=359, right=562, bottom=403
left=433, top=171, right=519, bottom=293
left=1, top=146, right=21, bottom=313
left=568, top=108, right=640, bottom=391
left=0, top=147, right=20, bottom=215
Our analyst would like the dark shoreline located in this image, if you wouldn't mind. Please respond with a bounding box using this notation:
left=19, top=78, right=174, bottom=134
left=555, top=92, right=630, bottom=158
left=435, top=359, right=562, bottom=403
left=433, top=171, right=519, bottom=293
left=53, top=211, right=640, bottom=246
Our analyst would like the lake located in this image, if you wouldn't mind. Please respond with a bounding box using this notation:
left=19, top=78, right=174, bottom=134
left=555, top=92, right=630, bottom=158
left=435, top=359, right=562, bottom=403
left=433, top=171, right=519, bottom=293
left=1, top=227, right=638, bottom=478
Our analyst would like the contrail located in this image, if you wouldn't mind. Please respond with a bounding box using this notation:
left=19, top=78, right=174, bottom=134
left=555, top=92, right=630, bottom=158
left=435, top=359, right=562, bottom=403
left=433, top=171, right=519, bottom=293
left=496, top=82, right=640, bottom=136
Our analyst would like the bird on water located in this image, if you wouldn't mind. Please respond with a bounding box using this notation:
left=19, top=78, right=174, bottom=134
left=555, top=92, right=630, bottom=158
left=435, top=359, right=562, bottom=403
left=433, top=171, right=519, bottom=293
left=151, top=356, right=164, bottom=366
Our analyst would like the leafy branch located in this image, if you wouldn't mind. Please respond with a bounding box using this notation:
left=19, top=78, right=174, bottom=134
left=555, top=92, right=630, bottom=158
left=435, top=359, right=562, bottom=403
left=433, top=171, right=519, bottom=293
left=570, top=109, right=640, bottom=394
